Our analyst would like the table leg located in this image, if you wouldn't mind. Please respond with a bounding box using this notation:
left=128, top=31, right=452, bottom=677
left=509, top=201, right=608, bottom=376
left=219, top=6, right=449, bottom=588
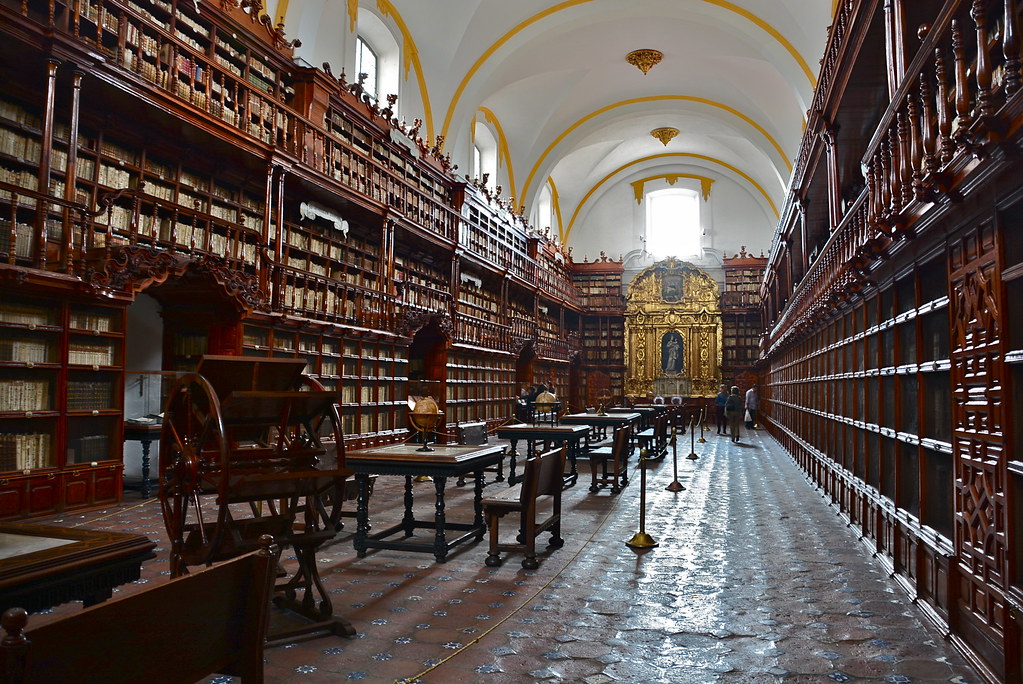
left=566, top=439, right=578, bottom=487
left=473, top=469, right=485, bottom=538
left=139, top=438, right=153, bottom=498
left=432, top=476, right=448, bottom=563
left=508, top=439, right=520, bottom=485
left=355, top=474, right=370, bottom=558
left=402, top=475, right=416, bottom=536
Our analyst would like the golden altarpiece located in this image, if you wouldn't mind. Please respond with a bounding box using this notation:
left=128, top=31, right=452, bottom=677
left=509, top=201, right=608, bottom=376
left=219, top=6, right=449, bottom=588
left=624, top=259, right=721, bottom=398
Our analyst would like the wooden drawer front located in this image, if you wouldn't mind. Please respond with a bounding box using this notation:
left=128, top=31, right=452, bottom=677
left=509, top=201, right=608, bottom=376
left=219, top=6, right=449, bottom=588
left=27, top=475, right=59, bottom=516
left=63, top=471, right=94, bottom=508
left=0, top=479, right=26, bottom=519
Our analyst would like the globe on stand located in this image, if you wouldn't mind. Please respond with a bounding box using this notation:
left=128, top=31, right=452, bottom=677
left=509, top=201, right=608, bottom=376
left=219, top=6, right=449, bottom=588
left=409, top=396, right=443, bottom=453
left=596, top=389, right=612, bottom=416
left=532, top=390, right=560, bottom=426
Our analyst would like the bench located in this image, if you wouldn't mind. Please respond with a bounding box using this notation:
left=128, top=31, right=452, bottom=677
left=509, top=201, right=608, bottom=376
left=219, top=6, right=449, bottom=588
left=1, top=535, right=277, bottom=684
left=456, top=421, right=505, bottom=486
left=482, top=446, right=566, bottom=569
left=589, top=424, right=631, bottom=494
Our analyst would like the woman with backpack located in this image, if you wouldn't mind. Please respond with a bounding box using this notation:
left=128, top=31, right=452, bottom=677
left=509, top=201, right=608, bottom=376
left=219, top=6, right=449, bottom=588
left=724, top=386, right=744, bottom=443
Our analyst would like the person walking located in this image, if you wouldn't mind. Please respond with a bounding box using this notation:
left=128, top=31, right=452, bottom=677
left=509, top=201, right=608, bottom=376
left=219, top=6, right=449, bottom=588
left=714, top=384, right=729, bottom=435
left=745, top=384, right=759, bottom=429
left=724, top=386, right=744, bottom=443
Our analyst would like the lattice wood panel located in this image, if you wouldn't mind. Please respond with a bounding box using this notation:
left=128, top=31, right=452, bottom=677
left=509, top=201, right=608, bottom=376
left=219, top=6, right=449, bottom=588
left=948, top=223, right=1008, bottom=646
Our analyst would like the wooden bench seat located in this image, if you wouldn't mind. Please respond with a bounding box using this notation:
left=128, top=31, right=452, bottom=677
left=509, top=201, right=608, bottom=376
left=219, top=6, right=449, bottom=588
left=482, top=446, right=566, bottom=569
left=1, top=535, right=277, bottom=684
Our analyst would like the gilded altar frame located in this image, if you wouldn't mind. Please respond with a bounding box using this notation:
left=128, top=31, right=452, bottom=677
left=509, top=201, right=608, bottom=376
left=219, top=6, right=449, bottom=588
left=624, top=258, right=722, bottom=397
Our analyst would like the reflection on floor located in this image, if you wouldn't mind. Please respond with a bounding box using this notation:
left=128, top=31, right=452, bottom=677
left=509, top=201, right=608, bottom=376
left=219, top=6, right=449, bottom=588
left=28, top=429, right=978, bottom=683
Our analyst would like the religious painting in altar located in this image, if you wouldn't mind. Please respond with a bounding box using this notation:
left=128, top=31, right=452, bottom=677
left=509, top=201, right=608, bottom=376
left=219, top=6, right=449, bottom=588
left=661, top=331, right=684, bottom=375
left=624, top=258, right=722, bottom=398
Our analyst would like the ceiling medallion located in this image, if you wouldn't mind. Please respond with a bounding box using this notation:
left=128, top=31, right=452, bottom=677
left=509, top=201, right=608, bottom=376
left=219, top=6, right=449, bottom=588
left=650, top=127, right=680, bottom=146
left=625, top=49, right=663, bottom=76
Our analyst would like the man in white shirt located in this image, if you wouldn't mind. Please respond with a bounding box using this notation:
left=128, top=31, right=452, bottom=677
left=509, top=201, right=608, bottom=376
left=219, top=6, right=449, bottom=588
left=745, top=384, right=759, bottom=429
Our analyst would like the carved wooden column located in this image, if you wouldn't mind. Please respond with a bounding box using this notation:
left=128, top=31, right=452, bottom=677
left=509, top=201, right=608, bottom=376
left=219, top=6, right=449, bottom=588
left=1004, top=0, right=1021, bottom=95
left=36, top=58, right=60, bottom=269
left=382, top=216, right=395, bottom=295
left=883, top=0, right=908, bottom=98
left=63, top=68, right=84, bottom=274
left=821, top=122, right=841, bottom=230
left=795, top=196, right=809, bottom=278
left=271, top=163, right=288, bottom=310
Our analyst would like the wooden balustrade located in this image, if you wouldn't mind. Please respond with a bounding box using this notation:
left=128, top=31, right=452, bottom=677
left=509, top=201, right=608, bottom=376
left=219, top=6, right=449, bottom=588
left=398, top=279, right=452, bottom=313
left=453, top=313, right=513, bottom=351
left=275, top=264, right=396, bottom=331
left=0, top=180, right=90, bottom=274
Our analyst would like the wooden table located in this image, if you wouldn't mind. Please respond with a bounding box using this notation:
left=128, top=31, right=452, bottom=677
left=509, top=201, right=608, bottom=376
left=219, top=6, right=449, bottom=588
left=0, top=523, right=156, bottom=613
left=495, top=423, right=590, bottom=487
left=559, top=412, right=642, bottom=444
left=123, top=422, right=161, bottom=498
left=606, top=406, right=657, bottom=431
left=346, top=443, right=504, bottom=563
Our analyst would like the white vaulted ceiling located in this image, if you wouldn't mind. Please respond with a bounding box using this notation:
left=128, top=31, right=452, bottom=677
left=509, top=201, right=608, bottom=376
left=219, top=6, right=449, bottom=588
left=277, top=0, right=833, bottom=254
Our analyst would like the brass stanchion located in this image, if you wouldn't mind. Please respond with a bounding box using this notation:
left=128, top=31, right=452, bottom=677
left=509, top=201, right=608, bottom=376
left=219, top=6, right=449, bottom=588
left=697, top=408, right=707, bottom=443
left=665, top=426, right=685, bottom=492
left=686, top=414, right=699, bottom=460
left=626, top=449, right=659, bottom=548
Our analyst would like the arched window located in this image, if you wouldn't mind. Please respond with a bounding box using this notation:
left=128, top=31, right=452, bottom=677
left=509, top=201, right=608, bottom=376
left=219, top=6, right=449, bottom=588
left=473, top=122, right=498, bottom=190
left=645, top=188, right=701, bottom=258
left=354, top=9, right=399, bottom=106
left=534, top=183, right=554, bottom=235
left=355, top=36, right=379, bottom=100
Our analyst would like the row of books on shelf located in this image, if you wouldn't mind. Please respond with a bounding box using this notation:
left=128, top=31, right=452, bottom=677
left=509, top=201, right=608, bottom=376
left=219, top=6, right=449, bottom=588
left=0, top=379, right=51, bottom=412
left=0, top=302, right=53, bottom=326
left=71, top=434, right=111, bottom=464
left=68, top=343, right=116, bottom=366
left=0, top=166, right=38, bottom=191
left=0, top=222, right=34, bottom=260
left=0, top=100, right=40, bottom=128
left=0, top=338, right=53, bottom=364
left=0, top=130, right=41, bottom=162
left=70, top=311, right=116, bottom=332
left=0, top=433, right=52, bottom=471
left=67, top=380, right=115, bottom=410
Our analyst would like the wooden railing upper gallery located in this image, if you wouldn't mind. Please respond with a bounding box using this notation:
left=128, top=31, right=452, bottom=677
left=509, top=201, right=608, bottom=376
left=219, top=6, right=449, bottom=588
left=2, top=0, right=586, bottom=329
left=767, top=0, right=1021, bottom=353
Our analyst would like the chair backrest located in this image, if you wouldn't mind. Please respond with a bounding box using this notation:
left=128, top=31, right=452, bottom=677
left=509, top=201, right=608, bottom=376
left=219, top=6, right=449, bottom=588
left=520, top=446, right=566, bottom=503
left=1, top=536, right=277, bottom=684
left=612, top=424, right=631, bottom=461
left=535, top=446, right=566, bottom=497
left=655, top=414, right=668, bottom=438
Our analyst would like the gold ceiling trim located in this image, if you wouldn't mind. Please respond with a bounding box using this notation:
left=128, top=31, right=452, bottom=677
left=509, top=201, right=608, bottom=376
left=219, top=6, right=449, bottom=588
left=626, top=49, right=664, bottom=75
left=631, top=174, right=714, bottom=203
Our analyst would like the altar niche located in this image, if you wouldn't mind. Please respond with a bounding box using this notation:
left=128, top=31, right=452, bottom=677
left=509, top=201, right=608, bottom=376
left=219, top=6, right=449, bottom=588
left=624, top=258, right=722, bottom=398
left=661, top=331, right=684, bottom=375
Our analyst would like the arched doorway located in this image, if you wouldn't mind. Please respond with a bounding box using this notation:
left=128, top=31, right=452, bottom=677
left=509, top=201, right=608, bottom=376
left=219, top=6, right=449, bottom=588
left=408, top=318, right=449, bottom=435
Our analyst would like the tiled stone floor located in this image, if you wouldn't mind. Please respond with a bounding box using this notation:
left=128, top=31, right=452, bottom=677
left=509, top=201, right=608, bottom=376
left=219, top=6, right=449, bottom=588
left=27, top=428, right=980, bottom=683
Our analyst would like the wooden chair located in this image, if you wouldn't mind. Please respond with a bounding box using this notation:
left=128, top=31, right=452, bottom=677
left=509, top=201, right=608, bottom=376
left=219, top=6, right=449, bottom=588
left=1, top=536, right=277, bottom=684
left=589, top=424, right=631, bottom=494
left=482, top=446, right=567, bottom=569
left=637, top=414, right=668, bottom=459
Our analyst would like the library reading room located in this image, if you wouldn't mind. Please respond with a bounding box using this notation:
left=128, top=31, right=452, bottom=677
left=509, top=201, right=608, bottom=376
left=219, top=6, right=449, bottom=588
left=0, top=1, right=1021, bottom=682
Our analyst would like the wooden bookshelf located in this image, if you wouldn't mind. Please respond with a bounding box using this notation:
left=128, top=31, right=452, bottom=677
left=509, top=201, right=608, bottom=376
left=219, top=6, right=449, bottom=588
left=0, top=293, right=124, bottom=519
